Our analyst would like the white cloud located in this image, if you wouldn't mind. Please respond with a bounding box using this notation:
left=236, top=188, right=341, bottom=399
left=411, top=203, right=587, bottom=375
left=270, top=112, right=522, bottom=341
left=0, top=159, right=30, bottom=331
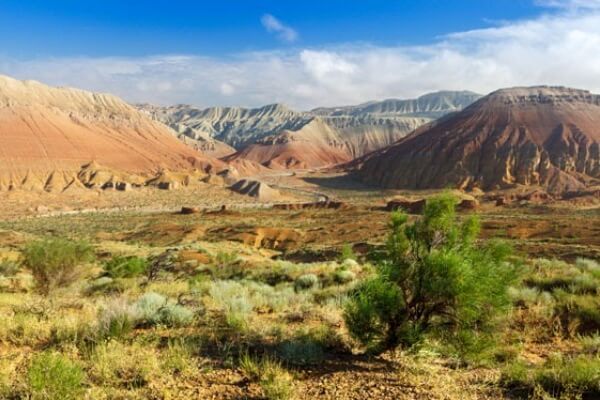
left=536, top=0, right=600, bottom=9
left=261, top=14, right=298, bottom=43
left=1, top=6, right=600, bottom=109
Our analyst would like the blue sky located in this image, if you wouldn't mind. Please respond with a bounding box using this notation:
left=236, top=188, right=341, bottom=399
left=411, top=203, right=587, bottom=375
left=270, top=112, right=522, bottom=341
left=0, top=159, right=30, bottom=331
left=0, top=1, right=540, bottom=58
left=1, top=0, right=600, bottom=108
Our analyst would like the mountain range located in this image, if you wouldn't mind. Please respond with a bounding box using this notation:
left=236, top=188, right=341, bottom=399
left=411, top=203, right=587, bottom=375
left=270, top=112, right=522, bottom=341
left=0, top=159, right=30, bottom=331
left=138, top=91, right=481, bottom=168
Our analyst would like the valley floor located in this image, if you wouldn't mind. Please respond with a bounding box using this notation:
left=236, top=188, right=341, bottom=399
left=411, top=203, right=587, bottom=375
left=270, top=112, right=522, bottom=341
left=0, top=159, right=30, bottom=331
left=0, top=172, right=599, bottom=399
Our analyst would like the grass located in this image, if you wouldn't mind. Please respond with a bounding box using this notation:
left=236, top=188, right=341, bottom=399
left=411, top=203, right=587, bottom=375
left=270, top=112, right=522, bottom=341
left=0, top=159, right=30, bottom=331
left=1, top=206, right=599, bottom=398
left=27, top=352, right=86, bottom=400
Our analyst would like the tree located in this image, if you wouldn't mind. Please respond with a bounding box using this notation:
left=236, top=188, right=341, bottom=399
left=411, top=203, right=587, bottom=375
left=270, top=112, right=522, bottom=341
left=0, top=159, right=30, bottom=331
left=344, top=193, right=517, bottom=355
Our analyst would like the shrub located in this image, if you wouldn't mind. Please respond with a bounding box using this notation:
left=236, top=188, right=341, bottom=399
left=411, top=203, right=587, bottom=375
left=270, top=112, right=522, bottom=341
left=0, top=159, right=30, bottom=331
left=579, top=334, right=600, bottom=355
left=90, top=340, right=160, bottom=389
left=134, top=292, right=168, bottom=325
left=508, top=287, right=541, bottom=306
left=344, top=193, right=518, bottom=355
left=131, top=292, right=195, bottom=328
left=20, top=238, right=94, bottom=294
left=260, top=358, right=294, bottom=400
left=536, top=355, right=600, bottom=396
left=501, top=355, right=600, bottom=397
left=294, top=274, right=319, bottom=291
left=103, top=256, right=148, bottom=278
left=28, top=352, right=85, bottom=400
left=338, top=243, right=357, bottom=262
left=0, top=258, right=19, bottom=276
left=157, top=303, right=195, bottom=327
left=239, top=355, right=294, bottom=400
left=97, top=298, right=138, bottom=339
left=576, top=258, right=600, bottom=272
left=333, top=269, right=356, bottom=284
left=278, top=335, right=324, bottom=365
left=161, top=339, right=197, bottom=376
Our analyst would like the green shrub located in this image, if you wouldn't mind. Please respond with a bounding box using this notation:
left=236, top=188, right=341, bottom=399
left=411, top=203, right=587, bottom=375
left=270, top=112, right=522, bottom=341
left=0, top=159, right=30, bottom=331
left=97, top=299, right=137, bottom=339
left=20, top=238, right=94, bottom=294
left=333, top=269, right=356, bottom=284
left=0, top=258, right=19, bottom=276
left=536, top=355, right=600, bottom=395
left=576, top=258, right=600, bottom=272
left=239, top=355, right=293, bottom=400
left=294, top=274, right=319, bottom=291
left=157, top=303, right=195, bottom=327
left=103, top=256, right=148, bottom=278
left=338, top=243, right=357, bottom=262
left=501, top=355, right=600, bottom=397
left=28, top=352, right=85, bottom=400
left=344, top=193, right=518, bottom=355
left=278, top=335, right=324, bottom=366
left=134, top=292, right=168, bottom=325
left=132, top=292, right=194, bottom=328
left=579, top=334, right=600, bottom=355
left=260, top=360, right=294, bottom=400
left=90, top=341, right=160, bottom=389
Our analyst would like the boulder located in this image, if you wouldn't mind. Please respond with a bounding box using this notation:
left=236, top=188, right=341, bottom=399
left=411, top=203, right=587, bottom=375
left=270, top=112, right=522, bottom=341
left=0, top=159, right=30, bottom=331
left=386, top=198, right=426, bottom=214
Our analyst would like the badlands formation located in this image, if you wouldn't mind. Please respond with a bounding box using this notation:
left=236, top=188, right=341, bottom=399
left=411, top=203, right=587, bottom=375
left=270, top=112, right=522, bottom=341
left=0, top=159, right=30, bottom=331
left=0, top=75, right=225, bottom=192
left=357, top=86, right=600, bottom=194
left=139, top=91, right=481, bottom=169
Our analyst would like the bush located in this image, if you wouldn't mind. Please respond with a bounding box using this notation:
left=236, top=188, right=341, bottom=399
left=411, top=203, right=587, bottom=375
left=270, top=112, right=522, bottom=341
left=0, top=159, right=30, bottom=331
left=338, top=243, right=357, bottom=262
left=90, top=340, right=160, bottom=389
left=20, top=238, right=94, bottom=294
left=157, top=303, right=195, bottom=327
left=260, top=360, right=294, bottom=400
left=28, top=352, right=85, bottom=400
left=239, top=355, right=293, bottom=400
left=133, top=292, right=195, bottom=328
left=501, top=355, right=600, bottom=397
left=103, top=256, right=148, bottom=278
left=97, top=298, right=138, bottom=339
left=344, top=193, right=518, bottom=355
left=294, top=274, right=319, bottom=291
left=333, top=269, right=356, bottom=284
left=278, top=335, right=325, bottom=366
left=0, top=258, right=19, bottom=276
left=134, top=292, right=168, bottom=325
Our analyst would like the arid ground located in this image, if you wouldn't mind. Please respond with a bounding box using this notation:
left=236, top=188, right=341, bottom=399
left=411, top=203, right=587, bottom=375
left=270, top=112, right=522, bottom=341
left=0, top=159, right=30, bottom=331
left=1, top=171, right=599, bottom=399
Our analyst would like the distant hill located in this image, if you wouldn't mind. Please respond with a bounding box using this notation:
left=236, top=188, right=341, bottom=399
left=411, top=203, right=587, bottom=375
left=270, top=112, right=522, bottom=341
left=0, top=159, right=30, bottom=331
left=357, top=86, right=600, bottom=194
left=0, top=75, right=223, bottom=191
left=140, top=91, right=481, bottom=169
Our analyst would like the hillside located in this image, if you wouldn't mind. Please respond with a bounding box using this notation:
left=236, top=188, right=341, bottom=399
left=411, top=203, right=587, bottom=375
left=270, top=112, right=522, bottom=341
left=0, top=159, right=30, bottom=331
left=0, top=75, right=224, bottom=191
left=142, top=91, right=480, bottom=169
left=357, top=86, right=600, bottom=193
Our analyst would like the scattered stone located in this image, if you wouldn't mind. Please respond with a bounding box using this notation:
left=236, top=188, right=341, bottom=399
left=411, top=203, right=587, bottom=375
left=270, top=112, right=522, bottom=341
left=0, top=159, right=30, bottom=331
left=180, top=206, right=199, bottom=215
left=386, top=198, right=426, bottom=214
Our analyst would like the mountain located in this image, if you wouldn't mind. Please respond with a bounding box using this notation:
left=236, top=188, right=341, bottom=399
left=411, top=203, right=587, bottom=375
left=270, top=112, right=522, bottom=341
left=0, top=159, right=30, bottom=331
left=357, top=86, right=600, bottom=194
left=224, top=118, right=353, bottom=169
left=138, top=103, right=312, bottom=150
left=0, top=75, right=223, bottom=191
left=312, top=90, right=481, bottom=119
left=141, top=91, right=481, bottom=169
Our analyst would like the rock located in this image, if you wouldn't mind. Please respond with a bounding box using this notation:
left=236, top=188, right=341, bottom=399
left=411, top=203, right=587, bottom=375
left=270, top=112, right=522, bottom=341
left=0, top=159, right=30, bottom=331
left=229, top=179, right=282, bottom=201
left=158, top=181, right=179, bottom=190
left=115, top=182, right=131, bottom=191
left=386, top=198, right=426, bottom=214
left=496, top=197, right=510, bottom=206
left=458, top=198, right=479, bottom=210
left=180, top=206, right=199, bottom=215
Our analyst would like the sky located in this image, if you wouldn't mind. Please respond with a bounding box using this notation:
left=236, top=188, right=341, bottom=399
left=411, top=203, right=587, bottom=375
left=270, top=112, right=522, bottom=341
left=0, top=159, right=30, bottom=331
left=1, top=0, right=600, bottom=109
